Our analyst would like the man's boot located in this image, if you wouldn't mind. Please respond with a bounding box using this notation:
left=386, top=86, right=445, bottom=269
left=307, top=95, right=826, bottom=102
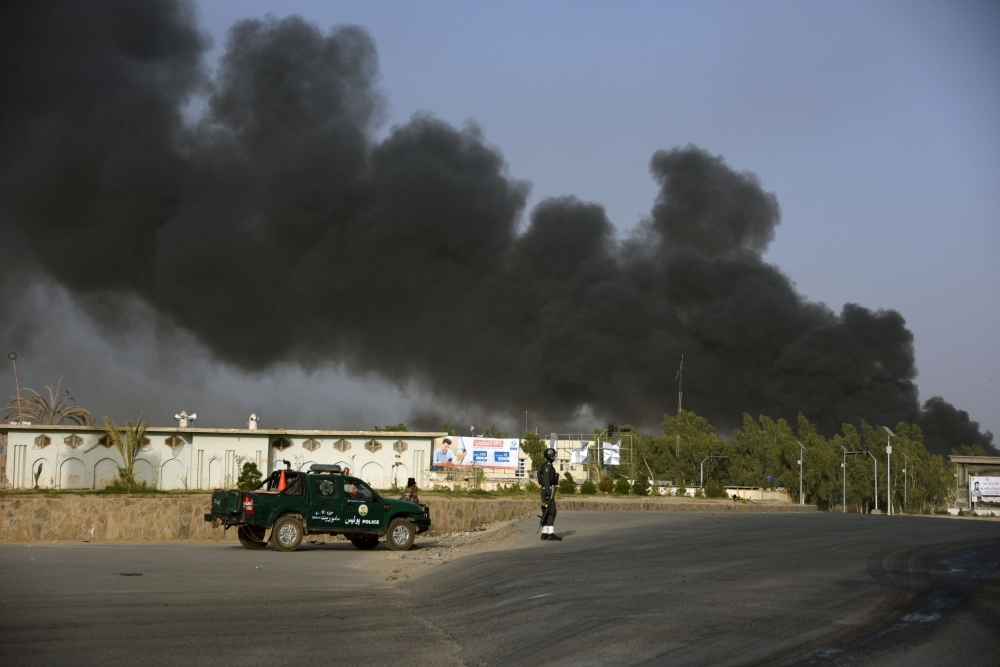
left=548, top=533, right=562, bottom=541
left=540, top=533, right=549, bottom=540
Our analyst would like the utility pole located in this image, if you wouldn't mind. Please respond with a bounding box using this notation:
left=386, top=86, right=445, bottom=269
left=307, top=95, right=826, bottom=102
left=841, top=447, right=863, bottom=512
left=882, top=426, right=895, bottom=516
left=866, top=450, right=879, bottom=512
left=8, top=352, right=21, bottom=423
left=796, top=441, right=809, bottom=506
left=674, top=355, right=684, bottom=458
left=902, top=452, right=912, bottom=513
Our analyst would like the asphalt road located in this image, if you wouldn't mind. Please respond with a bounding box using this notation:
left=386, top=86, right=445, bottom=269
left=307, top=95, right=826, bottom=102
left=1, top=512, right=998, bottom=666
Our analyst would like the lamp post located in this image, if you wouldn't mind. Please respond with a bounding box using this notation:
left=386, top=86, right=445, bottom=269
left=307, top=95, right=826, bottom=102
left=796, top=441, right=810, bottom=506
left=901, top=452, right=912, bottom=512
left=841, top=447, right=862, bottom=513
left=700, top=453, right=729, bottom=489
left=7, top=352, right=21, bottom=423
left=882, top=426, right=895, bottom=516
left=866, top=450, right=879, bottom=512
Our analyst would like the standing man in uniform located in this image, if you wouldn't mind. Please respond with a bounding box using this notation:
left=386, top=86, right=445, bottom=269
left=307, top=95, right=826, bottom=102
left=538, top=447, right=562, bottom=541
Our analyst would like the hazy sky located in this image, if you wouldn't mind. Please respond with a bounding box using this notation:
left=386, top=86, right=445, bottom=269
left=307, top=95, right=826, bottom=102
left=3, top=1, right=997, bottom=437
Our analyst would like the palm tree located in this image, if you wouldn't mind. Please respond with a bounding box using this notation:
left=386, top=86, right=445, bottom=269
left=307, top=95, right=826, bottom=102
left=103, top=414, right=148, bottom=490
left=1, top=376, right=94, bottom=425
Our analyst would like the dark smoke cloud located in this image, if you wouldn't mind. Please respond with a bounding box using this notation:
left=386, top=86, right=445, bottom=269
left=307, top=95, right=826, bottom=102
left=0, top=0, right=993, bottom=454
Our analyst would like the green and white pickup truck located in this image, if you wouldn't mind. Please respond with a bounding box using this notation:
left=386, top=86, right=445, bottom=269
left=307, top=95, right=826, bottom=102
left=204, top=463, right=431, bottom=551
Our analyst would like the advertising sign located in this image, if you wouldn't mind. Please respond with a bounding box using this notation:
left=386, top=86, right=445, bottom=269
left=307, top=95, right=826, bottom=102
left=969, top=476, right=1000, bottom=502
left=432, top=436, right=520, bottom=470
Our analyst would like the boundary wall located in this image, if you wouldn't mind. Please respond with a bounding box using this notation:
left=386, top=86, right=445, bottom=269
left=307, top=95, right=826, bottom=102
left=0, top=495, right=816, bottom=542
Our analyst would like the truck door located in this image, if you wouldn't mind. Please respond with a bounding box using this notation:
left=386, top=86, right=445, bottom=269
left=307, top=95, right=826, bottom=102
left=342, top=479, right=385, bottom=533
left=307, top=476, right=345, bottom=531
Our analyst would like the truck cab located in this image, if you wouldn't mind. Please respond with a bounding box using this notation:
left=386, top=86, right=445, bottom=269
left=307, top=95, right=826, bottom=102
left=205, top=463, right=430, bottom=551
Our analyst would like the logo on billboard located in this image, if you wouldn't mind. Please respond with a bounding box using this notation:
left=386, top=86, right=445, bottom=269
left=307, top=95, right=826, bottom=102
left=473, top=451, right=487, bottom=463
left=494, top=452, right=510, bottom=463
left=358, top=504, right=369, bottom=516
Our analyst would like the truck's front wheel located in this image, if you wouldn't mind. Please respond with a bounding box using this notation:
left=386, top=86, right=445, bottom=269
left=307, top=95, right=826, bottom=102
left=238, top=525, right=268, bottom=550
left=386, top=518, right=415, bottom=551
left=272, top=516, right=304, bottom=552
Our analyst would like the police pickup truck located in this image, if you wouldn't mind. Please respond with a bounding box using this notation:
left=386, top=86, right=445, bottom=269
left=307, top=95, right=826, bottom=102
left=204, top=463, right=430, bottom=551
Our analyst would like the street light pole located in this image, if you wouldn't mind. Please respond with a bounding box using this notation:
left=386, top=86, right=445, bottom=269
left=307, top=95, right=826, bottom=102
left=8, top=352, right=21, bottom=423
left=882, top=427, right=895, bottom=516
left=700, top=453, right=729, bottom=489
left=841, top=447, right=862, bottom=513
left=867, top=450, right=879, bottom=512
left=902, top=452, right=912, bottom=512
left=796, top=441, right=809, bottom=506
left=674, top=355, right=683, bottom=458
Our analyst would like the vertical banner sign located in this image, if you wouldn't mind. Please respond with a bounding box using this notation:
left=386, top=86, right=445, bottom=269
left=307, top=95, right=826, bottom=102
left=433, top=437, right=520, bottom=469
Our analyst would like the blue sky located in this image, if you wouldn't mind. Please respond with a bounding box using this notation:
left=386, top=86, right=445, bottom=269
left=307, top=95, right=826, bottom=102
left=184, top=0, right=999, bottom=434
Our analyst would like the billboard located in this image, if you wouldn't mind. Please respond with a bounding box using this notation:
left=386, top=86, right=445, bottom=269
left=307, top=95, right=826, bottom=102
left=432, top=436, right=520, bottom=470
left=969, top=476, right=1000, bottom=502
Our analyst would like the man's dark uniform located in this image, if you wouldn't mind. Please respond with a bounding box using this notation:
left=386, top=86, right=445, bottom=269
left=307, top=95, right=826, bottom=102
left=537, top=448, right=561, bottom=541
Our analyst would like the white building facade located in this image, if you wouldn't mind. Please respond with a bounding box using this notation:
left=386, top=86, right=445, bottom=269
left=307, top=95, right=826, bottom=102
left=0, top=424, right=445, bottom=491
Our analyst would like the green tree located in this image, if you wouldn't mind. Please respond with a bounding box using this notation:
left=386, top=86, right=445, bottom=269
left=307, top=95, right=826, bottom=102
left=580, top=480, right=597, bottom=495
left=521, top=431, right=544, bottom=471
left=237, top=462, right=263, bottom=491
left=372, top=423, right=408, bottom=432
left=483, top=424, right=510, bottom=438
left=441, top=423, right=457, bottom=436
left=613, top=477, right=631, bottom=495
left=653, top=410, right=728, bottom=487
left=103, top=414, right=148, bottom=491
left=632, top=473, right=649, bottom=496
left=705, top=479, right=727, bottom=498
left=558, top=472, right=577, bottom=494
left=598, top=476, right=614, bottom=494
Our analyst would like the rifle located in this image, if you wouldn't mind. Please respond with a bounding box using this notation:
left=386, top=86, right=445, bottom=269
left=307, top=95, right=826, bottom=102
left=537, top=486, right=556, bottom=533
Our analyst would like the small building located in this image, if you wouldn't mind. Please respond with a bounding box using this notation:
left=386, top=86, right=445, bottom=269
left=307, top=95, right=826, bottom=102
left=949, top=454, right=1000, bottom=511
left=1, top=423, right=445, bottom=491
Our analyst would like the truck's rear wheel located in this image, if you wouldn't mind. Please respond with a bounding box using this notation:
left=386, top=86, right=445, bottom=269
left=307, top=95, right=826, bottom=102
left=386, top=518, right=415, bottom=551
left=272, top=516, right=304, bottom=552
left=238, top=525, right=268, bottom=550
left=349, top=534, right=379, bottom=550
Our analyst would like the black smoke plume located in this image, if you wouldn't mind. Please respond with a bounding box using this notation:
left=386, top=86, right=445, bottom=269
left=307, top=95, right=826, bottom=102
left=0, top=0, right=993, bottom=454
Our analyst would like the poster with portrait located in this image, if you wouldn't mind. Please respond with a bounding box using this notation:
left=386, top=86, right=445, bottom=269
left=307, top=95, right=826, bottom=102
left=969, top=476, right=1000, bottom=502
left=432, top=436, right=520, bottom=469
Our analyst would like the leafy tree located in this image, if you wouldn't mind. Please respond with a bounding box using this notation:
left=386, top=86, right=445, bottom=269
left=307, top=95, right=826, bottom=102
left=597, top=476, right=614, bottom=494
left=705, top=479, right=727, bottom=498
left=558, top=472, right=576, bottom=494
left=613, top=477, right=631, bottom=495
left=580, top=480, right=597, bottom=495
left=482, top=424, right=510, bottom=438
left=1, top=376, right=94, bottom=425
left=373, top=423, right=408, bottom=432
left=103, top=414, right=148, bottom=491
left=632, top=473, right=649, bottom=496
left=952, top=443, right=988, bottom=456
left=653, top=410, right=728, bottom=487
left=237, top=462, right=263, bottom=491
left=521, top=431, right=544, bottom=471
left=441, top=423, right=457, bottom=436
left=675, top=483, right=687, bottom=497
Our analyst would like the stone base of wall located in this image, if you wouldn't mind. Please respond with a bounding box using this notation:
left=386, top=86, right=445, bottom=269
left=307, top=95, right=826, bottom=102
left=0, top=495, right=815, bottom=542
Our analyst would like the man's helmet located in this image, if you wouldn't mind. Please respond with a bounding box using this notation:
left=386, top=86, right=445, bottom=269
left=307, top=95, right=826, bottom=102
left=544, top=447, right=557, bottom=460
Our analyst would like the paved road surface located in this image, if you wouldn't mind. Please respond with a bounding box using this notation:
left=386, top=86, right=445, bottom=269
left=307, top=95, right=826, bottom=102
left=1, top=512, right=998, bottom=666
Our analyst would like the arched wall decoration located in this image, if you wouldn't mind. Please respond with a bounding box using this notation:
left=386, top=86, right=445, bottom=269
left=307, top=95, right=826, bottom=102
left=33, top=435, right=51, bottom=448
left=164, top=435, right=186, bottom=451
left=272, top=438, right=292, bottom=451
left=392, top=440, right=408, bottom=453
left=364, top=439, right=382, bottom=453
left=98, top=435, right=113, bottom=448
left=63, top=434, right=84, bottom=449
left=333, top=439, right=351, bottom=452
left=303, top=438, right=321, bottom=452
left=140, top=436, right=152, bottom=450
